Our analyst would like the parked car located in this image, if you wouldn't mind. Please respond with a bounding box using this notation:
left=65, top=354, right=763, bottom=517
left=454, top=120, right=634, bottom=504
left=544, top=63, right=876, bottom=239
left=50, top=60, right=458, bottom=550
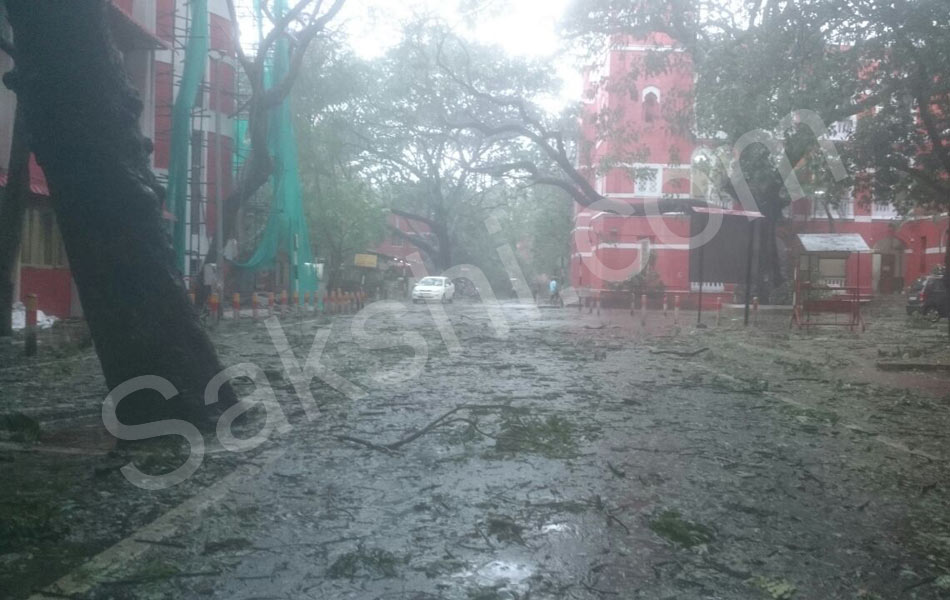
left=411, top=276, right=455, bottom=303
left=906, top=276, right=948, bottom=321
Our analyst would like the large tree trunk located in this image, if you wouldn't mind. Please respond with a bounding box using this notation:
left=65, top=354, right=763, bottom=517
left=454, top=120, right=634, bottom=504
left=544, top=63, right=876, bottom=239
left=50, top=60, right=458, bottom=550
left=0, top=104, right=28, bottom=337
left=4, top=1, right=235, bottom=426
left=944, top=226, right=949, bottom=340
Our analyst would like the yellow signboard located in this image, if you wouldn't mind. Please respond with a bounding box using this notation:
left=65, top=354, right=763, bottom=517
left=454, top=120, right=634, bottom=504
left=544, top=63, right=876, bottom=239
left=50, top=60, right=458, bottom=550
left=354, top=253, right=378, bottom=268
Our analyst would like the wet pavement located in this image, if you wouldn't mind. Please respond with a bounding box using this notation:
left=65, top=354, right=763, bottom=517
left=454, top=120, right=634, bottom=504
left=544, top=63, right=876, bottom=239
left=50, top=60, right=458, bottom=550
left=3, top=300, right=950, bottom=599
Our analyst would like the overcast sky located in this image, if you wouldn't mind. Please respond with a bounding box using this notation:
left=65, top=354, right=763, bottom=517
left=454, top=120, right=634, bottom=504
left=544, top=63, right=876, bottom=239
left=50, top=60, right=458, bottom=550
left=335, top=0, right=582, bottom=110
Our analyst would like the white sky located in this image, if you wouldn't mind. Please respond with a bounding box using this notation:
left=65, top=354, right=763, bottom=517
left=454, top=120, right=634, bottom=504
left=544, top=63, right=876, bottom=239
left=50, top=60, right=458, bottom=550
left=334, top=0, right=582, bottom=111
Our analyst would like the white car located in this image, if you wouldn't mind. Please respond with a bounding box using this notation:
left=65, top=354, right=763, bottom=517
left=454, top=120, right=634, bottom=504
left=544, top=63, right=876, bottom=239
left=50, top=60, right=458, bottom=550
left=412, top=276, right=455, bottom=303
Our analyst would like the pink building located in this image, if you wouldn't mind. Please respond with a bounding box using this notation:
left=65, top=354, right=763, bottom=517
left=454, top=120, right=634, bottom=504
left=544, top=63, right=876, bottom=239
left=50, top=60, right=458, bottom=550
left=572, top=34, right=948, bottom=303
left=0, top=0, right=236, bottom=318
left=573, top=33, right=704, bottom=301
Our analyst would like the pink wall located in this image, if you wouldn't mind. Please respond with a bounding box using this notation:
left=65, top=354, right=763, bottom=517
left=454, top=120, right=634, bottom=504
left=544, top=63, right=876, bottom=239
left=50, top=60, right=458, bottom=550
left=20, top=267, right=72, bottom=318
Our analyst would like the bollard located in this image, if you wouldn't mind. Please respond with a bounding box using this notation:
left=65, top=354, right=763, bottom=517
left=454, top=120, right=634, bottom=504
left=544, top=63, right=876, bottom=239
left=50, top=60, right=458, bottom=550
left=268, top=292, right=275, bottom=317
left=24, top=294, right=37, bottom=356
left=752, top=296, right=759, bottom=326
left=233, top=293, right=240, bottom=320
left=304, top=291, right=310, bottom=313
left=641, top=294, right=648, bottom=326
left=252, top=293, right=259, bottom=319
left=674, top=294, right=680, bottom=325
left=209, top=293, right=220, bottom=324
left=292, top=291, right=299, bottom=317
left=716, top=297, right=722, bottom=327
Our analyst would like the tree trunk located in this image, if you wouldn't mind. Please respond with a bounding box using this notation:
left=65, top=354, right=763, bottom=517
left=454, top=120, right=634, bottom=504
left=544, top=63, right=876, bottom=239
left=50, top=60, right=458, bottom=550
left=0, top=104, right=29, bottom=337
left=4, top=1, right=235, bottom=426
left=944, top=226, right=949, bottom=340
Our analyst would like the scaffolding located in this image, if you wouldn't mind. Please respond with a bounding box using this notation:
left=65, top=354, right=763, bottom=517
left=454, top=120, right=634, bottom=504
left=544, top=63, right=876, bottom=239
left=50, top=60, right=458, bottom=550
left=153, top=0, right=245, bottom=284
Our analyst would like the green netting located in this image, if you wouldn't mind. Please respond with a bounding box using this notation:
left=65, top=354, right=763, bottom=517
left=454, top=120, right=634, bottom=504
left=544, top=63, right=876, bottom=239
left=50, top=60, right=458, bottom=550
left=232, top=117, right=248, bottom=172
left=232, top=0, right=319, bottom=299
left=166, top=0, right=208, bottom=271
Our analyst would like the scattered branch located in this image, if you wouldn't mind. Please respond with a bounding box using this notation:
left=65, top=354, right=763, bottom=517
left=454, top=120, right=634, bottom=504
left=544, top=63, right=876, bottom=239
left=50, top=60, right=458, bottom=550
left=335, top=404, right=515, bottom=454
left=649, top=347, right=710, bottom=358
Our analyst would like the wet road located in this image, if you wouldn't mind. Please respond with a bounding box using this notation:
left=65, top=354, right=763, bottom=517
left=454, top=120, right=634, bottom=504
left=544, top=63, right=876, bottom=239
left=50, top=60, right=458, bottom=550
left=29, top=300, right=950, bottom=599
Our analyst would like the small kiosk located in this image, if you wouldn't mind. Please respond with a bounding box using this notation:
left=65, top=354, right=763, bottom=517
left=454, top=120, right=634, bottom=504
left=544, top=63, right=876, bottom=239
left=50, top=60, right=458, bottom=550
left=792, top=233, right=870, bottom=331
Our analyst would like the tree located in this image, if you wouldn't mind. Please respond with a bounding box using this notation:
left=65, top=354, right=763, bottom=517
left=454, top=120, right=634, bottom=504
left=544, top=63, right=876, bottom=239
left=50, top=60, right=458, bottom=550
left=561, top=0, right=919, bottom=301
left=0, top=10, right=27, bottom=337
left=203, top=0, right=346, bottom=278
left=2, top=1, right=235, bottom=425
left=292, top=43, right=386, bottom=290
left=346, top=26, right=504, bottom=272
left=0, top=103, right=28, bottom=338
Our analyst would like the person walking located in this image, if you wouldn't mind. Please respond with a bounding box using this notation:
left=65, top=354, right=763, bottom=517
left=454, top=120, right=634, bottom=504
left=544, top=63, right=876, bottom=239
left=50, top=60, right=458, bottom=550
left=549, top=278, right=561, bottom=307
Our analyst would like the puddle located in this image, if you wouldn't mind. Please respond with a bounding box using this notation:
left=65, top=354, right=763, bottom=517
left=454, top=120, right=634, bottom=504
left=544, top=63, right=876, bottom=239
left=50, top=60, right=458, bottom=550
left=540, top=522, right=576, bottom=535
left=454, top=559, right=534, bottom=596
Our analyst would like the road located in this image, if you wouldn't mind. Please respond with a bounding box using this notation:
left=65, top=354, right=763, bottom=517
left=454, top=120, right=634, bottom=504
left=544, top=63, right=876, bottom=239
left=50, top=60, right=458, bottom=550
left=6, top=300, right=950, bottom=599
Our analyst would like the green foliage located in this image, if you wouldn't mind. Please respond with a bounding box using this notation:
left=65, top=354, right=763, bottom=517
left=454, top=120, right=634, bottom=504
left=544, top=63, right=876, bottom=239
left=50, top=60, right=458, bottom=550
left=493, top=414, right=579, bottom=458
left=610, top=251, right=665, bottom=300
left=1, top=412, right=40, bottom=442
left=292, top=42, right=386, bottom=288
left=649, top=510, right=715, bottom=548
left=750, top=576, right=797, bottom=599
left=327, top=545, right=403, bottom=579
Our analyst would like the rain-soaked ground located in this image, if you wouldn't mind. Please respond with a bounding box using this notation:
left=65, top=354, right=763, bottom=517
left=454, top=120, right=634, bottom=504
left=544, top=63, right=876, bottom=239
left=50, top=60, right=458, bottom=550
left=2, top=298, right=950, bottom=599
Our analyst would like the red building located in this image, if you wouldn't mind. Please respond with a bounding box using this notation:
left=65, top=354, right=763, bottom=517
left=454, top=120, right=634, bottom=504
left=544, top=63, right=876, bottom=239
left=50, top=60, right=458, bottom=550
left=572, top=34, right=948, bottom=303
left=0, top=0, right=236, bottom=319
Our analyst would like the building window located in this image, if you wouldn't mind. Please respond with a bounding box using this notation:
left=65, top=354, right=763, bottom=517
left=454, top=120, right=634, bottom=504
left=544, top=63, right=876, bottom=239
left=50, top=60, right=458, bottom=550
left=641, top=86, right=661, bottom=123
left=21, top=206, right=67, bottom=268
left=633, top=165, right=662, bottom=197
left=642, top=92, right=659, bottom=122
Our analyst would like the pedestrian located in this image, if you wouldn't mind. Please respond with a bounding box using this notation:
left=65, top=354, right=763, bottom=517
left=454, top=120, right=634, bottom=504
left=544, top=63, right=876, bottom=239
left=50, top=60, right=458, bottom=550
left=549, top=278, right=561, bottom=306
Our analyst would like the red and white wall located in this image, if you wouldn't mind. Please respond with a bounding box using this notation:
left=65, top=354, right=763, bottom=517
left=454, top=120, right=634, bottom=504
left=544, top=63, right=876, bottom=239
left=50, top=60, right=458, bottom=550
left=0, top=0, right=237, bottom=318
left=572, top=33, right=948, bottom=303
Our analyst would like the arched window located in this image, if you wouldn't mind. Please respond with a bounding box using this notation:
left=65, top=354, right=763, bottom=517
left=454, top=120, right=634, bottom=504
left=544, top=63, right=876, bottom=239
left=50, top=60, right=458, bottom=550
left=641, top=86, right=660, bottom=123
